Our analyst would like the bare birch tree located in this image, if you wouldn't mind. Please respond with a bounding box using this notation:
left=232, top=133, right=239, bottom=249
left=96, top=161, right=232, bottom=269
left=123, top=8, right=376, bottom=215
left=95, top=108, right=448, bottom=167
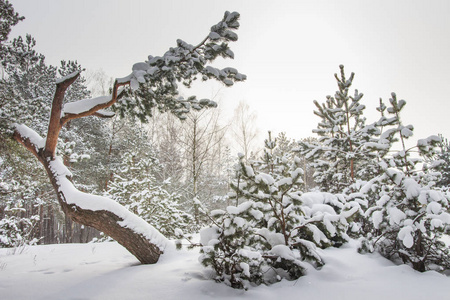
left=230, top=100, right=259, bottom=161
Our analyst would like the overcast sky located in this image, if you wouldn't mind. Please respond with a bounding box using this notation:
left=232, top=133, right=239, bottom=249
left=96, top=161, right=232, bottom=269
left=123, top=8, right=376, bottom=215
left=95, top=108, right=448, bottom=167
left=9, top=0, right=450, bottom=144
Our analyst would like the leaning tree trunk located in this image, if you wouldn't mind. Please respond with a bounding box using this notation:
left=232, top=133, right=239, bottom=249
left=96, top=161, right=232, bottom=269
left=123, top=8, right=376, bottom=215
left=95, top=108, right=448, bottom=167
left=11, top=11, right=245, bottom=262
left=13, top=72, right=167, bottom=264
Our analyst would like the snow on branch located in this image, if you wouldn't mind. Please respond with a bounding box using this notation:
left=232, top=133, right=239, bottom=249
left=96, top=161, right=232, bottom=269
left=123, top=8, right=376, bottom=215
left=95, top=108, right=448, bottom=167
left=55, top=70, right=81, bottom=85
left=122, top=10, right=245, bottom=93
left=62, top=96, right=112, bottom=117
left=116, top=73, right=133, bottom=85
left=60, top=84, right=127, bottom=123
left=110, top=11, right=245, bottom=122
left=49, top=156, right=169, bottom=251
left=13, top=123, right=45, bottom=150
left=94, top=109, right=116, bottom=118
left=10, top=10, right=245, bottom=265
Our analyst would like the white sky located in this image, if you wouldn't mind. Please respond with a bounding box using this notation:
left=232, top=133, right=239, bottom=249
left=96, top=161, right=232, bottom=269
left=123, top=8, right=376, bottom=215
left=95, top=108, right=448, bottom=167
left=9, top=0, right=450, bottom=144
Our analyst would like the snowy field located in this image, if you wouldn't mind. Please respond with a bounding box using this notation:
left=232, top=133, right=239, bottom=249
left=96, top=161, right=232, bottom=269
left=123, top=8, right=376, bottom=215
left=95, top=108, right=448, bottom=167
left=1, top=240, right=449, bottom=300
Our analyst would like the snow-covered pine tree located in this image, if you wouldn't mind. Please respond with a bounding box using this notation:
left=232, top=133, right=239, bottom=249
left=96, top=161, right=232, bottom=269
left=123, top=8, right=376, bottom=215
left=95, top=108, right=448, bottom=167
left=199, top=202, right=265, bottom=289
left=360, top=94, right=450, bottom=272
left=433, top=135, right=450, bottom=189
left=12, top=10, right=245, bottom=263
left=0, top=34, right=57, bottom=136
left=0, top=35, right=109, bottom=244
left=57, top=60, right=96, bottom=167
left=0, top=34, right=59, bottom=246
left=0, top=137, right=51, bottom=247
left=299, top=65, right=378, bottom=193
left=0, top=165, right=40, bottom=248
left=0, top=0, right=24, bottom=44
left=0, top=209, right=39, bottom=248
left=107, top=146, right=194, bottom=238
left=200, top=132, right=359, bottom=288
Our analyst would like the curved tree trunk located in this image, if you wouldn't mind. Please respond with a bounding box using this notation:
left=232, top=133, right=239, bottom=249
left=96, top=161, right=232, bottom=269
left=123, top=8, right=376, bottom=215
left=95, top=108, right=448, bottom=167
left=13, top=127, right=166, bottom=264
left=9, top=11, right=246, bottom=263
left=13, top=72, right=167, bottom=264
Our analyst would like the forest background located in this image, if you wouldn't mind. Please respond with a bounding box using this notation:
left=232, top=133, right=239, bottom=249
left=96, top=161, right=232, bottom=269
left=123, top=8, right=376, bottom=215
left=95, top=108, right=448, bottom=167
left=2, top=0, right=450, bottom=285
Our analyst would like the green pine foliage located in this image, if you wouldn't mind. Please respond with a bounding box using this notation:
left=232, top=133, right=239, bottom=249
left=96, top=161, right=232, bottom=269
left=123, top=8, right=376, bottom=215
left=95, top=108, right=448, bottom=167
left=0, top=0, right=24, bottom=44
left=107, top=150, right=194, bottom=238
left=114, top=11, right=246, bottom=123
left=358, top=94, right=450, bottom=272
left=0, top=34, right=56, bottom=136
left=199, top=204, right=265, bottom=289
left=299, top=65, right=379, bottom=193
left=301, top=66, right=450, bottom=272
left=434, top=135, right=450, bottom=189
left=0, top=214, right=39, bottom=248
left=0, top=138, right=51, bottom=247
left=199, top=132, right=359, bottom=288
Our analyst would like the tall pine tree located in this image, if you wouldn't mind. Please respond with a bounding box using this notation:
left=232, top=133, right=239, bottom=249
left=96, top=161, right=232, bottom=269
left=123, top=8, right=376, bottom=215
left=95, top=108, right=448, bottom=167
left=299, top=65, right=378, bottom=193
left=359, top=94, right=450, bottom=272
left=200, top=132, right=359, bottom=288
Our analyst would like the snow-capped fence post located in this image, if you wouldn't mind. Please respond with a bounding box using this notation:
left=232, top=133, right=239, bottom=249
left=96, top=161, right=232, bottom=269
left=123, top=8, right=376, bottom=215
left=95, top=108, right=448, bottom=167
left=11, top=11, right=245, bottom=264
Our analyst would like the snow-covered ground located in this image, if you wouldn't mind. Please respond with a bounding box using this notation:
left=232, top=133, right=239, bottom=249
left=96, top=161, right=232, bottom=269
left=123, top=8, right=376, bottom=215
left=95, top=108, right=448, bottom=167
left=1, top=240, right=449, bottom=300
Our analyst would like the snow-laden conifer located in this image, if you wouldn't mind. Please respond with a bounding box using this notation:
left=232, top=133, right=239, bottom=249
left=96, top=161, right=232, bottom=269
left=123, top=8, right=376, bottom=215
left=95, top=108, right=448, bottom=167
left=200, top=132, right=359, bottom=288
left=433, top=135, right=450, bottom=189
left=298, top=66, right=379, bottom=193
left=359, top=94, right=450, bottom=272
left=107, top=148, right=194, bottom=238
left=10, top=10, right=245, bottom=263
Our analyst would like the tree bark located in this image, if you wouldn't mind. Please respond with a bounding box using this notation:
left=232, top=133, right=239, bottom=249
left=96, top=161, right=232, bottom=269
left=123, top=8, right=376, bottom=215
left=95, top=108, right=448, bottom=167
left=14, top=126, right=165, bottom=263
left=13, top=72, right=166, bottom=264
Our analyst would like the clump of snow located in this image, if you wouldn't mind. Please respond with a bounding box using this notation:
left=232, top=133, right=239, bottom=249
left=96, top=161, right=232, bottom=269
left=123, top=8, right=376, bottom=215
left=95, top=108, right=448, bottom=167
left=427, top=201, right=442, bottom=214
left=400, top=126, right=413, bottom=138
left=269, top=244, right=296, bottom=260
left=13, top=123, right=46, bottom=149
left=116, top=73, right=133, bottom=84
left=307, top=224, right=329, bottom=244
left=210, top=209, right=225, bottom=217
left=200, top=227, right=219, bottom=246
left=240, top=262, right=251, bottom=277
left=233, top=216, right=247, bottom=228
left=55, top=70, right=80, bottom=84
left=256, top=228, right=285, bottom=246
left=95, top=109, right=115, bottom=117
left=388, top=207, right=406, bottom=225
left=62, top=96, right=112, bottom=116
left=430, top=219, right=444, bottom=230
left=372, top=210, right=383, bottom=229
left=364, top=142, right=390, bottom=151
left=132, top=62, right=150, bottom=71
left=245, top=165, right=255, bottom=177
left=417, top=135, right=441, bottom=147
left=227, top=201, right=253, bottom=215
left=255, top=173, right=275, bottom=185
left=402, top=178, right=421, bottom=199
left=398, top=226, right=414, bottom=248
